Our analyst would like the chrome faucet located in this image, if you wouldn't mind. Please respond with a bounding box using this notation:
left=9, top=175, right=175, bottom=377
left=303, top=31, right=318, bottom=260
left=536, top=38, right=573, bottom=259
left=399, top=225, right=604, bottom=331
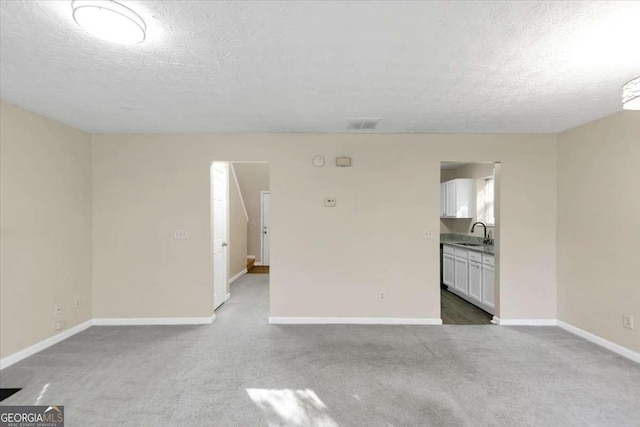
left=471, top=222, right=491, bottom=245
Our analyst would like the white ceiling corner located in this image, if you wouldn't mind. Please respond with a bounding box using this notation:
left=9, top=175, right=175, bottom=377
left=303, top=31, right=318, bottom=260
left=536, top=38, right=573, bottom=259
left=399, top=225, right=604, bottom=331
left=1, top=0, right=639, bottom=134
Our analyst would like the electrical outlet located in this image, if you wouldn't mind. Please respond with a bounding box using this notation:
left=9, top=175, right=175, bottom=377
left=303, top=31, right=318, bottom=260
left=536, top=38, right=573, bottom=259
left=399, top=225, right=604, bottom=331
left=379, top=292, right=385, bottom=300
left=174, top=229, right=188, bottom=239
left=54, top=304, right=62, bottom=316
left=75, top=298, right=81, bottom=309
left=423, top=229, right=434, bottom=239
left=623, top=314, right=634, bottom=330
left=55, top=321, right=65, bottom=331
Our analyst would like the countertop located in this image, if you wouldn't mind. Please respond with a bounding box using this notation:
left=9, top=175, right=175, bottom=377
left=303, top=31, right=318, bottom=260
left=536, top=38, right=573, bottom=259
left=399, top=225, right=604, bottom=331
left=440, top=235, right=495, bottom=255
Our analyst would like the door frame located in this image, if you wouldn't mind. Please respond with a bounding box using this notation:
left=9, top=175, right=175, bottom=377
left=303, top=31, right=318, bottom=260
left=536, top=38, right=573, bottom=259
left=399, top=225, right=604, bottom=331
left=260, top=190, right=270, bottom=266
left=439, top=161, right=500, bottom=324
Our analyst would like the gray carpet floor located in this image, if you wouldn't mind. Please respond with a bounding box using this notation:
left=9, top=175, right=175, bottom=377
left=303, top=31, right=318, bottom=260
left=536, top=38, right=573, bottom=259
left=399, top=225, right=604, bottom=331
left=1, top=274, right=639, bottom=426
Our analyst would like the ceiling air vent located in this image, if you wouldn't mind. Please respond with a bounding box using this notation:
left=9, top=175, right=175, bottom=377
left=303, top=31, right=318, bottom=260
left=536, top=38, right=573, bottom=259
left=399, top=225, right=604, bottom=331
left=347, top=118, right=380, bottom=131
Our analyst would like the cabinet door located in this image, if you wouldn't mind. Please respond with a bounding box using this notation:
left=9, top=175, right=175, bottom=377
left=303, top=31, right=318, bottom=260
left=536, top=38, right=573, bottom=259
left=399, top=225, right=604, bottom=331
left=468, top=260, right=482, bottom=302
left=440, top=182, right=447, bottom=217
left=454, top=256, right=468, bottom=295
left=446, top=181, right=456, bottom=217
left=443, top=253, right=455, bottom=287
left=482, top=265, right=495, bottom=309
left=454, top=179, right=474, bottom=218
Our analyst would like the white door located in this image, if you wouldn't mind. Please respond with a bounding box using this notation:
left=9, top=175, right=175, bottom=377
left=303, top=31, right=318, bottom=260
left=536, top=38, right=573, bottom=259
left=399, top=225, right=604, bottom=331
left=212, top=162, right=228, bottom=310
left=468, top=260, right=482, bottom=302
left=445, top=181, right=456, bottom=216
left=261, top=191, right=270, bottom=266
left=482, top=265, right=495, bottom=310
left=443, top=253, right=455, bottom=287
left=454, top=256, right=468, bottom=295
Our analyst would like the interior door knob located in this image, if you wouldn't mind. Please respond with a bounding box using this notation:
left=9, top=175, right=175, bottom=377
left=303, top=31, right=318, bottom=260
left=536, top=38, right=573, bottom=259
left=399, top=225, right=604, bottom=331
left=222, top=242, right=228, bottom=247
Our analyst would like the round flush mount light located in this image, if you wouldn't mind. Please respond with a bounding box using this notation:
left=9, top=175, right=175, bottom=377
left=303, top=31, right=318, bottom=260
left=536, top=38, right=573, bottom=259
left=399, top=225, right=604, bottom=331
left=622, top=76, right=640, bottom=110
left=312, top=155, right=325, bottom=167
left=72, top=0, right=146, bottom=45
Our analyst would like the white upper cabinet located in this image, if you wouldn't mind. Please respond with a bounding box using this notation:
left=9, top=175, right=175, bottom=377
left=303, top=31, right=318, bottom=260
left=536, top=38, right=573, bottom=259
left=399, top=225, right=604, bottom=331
left=440, top=179, right=475, bottom=218
left=440, top=182, right=447, bottom=217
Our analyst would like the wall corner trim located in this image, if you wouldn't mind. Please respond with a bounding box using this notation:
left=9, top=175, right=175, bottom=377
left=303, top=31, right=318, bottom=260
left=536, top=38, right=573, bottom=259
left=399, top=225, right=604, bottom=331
left=557, top=320, right=640, bottom=364
left=0, top=319, right=93, bottom=370
left=229, top=268, right=247, bottom=285
left=267, top=317, right=443, bottom=325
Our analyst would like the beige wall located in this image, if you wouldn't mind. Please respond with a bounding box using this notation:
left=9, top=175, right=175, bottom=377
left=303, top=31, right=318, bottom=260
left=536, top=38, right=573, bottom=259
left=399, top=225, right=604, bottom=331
left=91, top=133, right=557, bottom=321
left=440, top=163, right=495, bottom=237
left=557, top=111, right=640, bottom=353
left=6, top=99, right=638, bottom=358
left=229, top=166, right=248, bottom=281
left=0, top=102, right=92, bottom=359
left=233, top=163, right=270, bottom=264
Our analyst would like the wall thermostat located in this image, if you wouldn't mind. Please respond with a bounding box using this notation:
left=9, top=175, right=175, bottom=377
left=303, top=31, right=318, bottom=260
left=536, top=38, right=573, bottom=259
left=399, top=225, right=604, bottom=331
left=336, top=157, right=352, bottom=167
left=313, top=155, right=325, bottom=167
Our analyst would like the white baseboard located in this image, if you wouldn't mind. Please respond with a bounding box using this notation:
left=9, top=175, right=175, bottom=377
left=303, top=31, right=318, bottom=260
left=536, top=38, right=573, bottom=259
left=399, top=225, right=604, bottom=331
left=0, top=319, right=93, bottom=370
left=254, top=262, right=263, bottom=266
left=93, top=314, right=216, bottom=326
left=557, top=321, right=639, bottom=364
left=492, top=317, right=558, bottom=326
left=268, top=317, right=442, bottom=325
left=225, top=293, right=231, bottom=302
left=229, top=268, right=247, bottom=284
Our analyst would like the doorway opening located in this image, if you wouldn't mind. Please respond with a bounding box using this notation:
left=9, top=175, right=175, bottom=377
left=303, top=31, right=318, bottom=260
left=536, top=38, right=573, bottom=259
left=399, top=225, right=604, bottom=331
left=439, top=162, right=500, bottom=325
left=210, top=161, right=270, bottom=314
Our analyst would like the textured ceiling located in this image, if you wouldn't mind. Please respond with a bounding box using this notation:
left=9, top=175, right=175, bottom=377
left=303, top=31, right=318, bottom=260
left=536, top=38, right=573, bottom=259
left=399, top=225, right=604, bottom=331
left=1, top=1, right=639, bottom=133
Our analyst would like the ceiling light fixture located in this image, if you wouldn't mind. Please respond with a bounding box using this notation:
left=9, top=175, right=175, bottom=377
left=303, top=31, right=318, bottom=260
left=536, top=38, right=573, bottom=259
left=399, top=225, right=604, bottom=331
left=622, top=76, right=640, bottom=110
left=71, top=0, right=146, bottom=45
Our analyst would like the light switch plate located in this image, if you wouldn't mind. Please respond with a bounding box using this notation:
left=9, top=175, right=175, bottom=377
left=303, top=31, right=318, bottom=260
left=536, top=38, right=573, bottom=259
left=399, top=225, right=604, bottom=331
left=623, top=314, right=634, bottom=330
left=324, top=198, right=337, bottom=207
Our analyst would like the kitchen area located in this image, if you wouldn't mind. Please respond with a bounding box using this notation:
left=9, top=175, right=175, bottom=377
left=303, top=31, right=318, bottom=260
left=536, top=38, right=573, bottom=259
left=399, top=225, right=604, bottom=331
left=440, top=162, right=498, bottom=324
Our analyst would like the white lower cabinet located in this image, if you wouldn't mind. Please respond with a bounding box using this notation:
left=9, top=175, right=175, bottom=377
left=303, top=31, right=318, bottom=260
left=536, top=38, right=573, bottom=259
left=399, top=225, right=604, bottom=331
left=454, top=256, right=468, bottom=294
left=443, top=253, right=455, bottom=288
left=468, top=260, right=482, bottom=302
left=442, top=244, right=494, bottom=315
left=482, top=264, right=495, bottom=310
